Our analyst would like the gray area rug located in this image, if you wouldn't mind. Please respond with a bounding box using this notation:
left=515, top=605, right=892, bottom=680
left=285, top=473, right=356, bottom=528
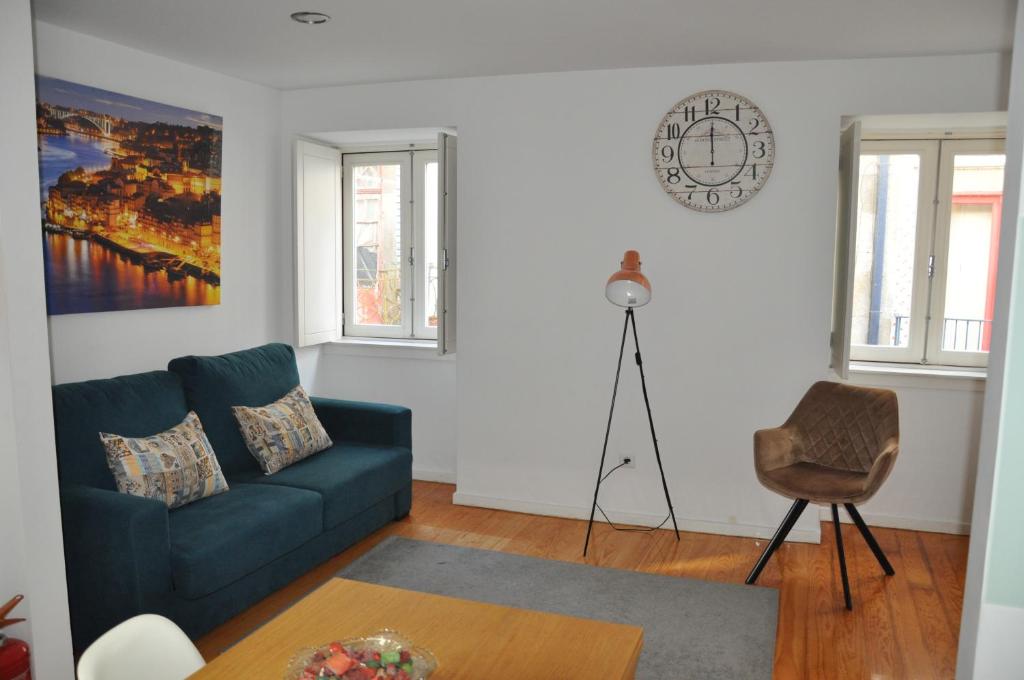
left=339, top=537, right=777, bottom=679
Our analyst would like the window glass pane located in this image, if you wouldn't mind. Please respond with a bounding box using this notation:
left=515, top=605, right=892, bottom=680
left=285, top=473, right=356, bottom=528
left=352, top=163, right=402, bottom=326
left=941, top=154, right=1005, bottom=353
left=851, top=154, right=920, bottom=349
left=424, top=161, right=439, bottom=328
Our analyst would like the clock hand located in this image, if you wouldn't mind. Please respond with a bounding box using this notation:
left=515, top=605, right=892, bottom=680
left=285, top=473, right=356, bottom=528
left=710, top=121, right=715, bottom=166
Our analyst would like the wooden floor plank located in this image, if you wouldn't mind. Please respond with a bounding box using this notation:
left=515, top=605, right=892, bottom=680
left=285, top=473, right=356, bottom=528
left=849, top=524, right=901, bottom=680
left=194, top=482, right=969, bottom=680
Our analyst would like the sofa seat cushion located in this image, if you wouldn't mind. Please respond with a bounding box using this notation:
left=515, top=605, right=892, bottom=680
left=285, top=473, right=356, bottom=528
left=231, top=443, right=412, bottom=529
left=168, top=483, right=323, bottom=600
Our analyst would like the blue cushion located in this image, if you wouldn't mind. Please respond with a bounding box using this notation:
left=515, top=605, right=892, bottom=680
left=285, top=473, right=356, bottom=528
left=232, top=443, right=412, bottom=529
left=168, top=343, right=300, bottom=476
left=168, top=483, right=322, bottom=600
left=53, top=371, right=189, bottom=489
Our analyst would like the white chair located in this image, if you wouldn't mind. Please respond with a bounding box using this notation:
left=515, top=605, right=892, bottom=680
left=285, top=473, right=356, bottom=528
left=77, top=614, right=206, bottom=680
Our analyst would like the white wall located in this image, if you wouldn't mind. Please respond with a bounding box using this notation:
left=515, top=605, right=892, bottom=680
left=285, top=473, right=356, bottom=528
left=974, top=602, right=1024, bottom=679
left=315, top=346, right=456, bottom=482
left=284, top=53, right=1007, bottom=541
left=960, top=4, right=1024, bottom=676
left=0, top=4, right=74, bottom=677
left=33, top=22, right=289, bottom=384
left=831, top=373, right=985, bottom=534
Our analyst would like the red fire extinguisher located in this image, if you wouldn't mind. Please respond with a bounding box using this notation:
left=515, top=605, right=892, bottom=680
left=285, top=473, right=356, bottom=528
left=0, top=595, right=30, bottom=680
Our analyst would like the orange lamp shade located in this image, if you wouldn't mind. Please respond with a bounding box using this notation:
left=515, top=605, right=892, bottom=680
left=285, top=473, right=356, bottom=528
left=605, top=250, right=651, bottom=307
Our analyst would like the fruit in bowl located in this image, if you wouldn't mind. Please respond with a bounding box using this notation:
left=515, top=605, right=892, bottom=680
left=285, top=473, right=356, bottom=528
left=286, top=630, right=436, bottom=680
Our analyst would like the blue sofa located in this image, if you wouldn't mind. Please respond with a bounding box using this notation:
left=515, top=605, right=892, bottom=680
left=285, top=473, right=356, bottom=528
left=53, top=343, right=412, bottom=652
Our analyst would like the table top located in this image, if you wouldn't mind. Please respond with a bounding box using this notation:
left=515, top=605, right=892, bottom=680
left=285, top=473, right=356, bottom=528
left=190, top=578, right=643, bottom=679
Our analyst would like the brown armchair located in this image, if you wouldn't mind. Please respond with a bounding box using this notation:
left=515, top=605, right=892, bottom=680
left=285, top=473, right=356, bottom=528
left=745, top=381, right=899, bottom=609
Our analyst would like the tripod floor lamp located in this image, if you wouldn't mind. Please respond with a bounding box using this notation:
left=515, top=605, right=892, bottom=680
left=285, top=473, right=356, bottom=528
left=583, top=250, right=680, bottom=556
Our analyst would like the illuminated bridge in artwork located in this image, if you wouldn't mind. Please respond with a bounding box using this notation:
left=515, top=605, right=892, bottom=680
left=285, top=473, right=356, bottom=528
left=45, top=104, right=115, bottom=136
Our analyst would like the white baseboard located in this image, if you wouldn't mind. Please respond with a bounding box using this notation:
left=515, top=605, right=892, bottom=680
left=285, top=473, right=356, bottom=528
left=453, top=491, right=822, bottom=543
left=816, top=506, right=970, bottom=535
left=413, top=467, right=457, bottom=484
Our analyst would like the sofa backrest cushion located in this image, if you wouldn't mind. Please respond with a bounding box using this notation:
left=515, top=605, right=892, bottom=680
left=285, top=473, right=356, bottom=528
left=167, top=343, right=301, bottom=475
left=52, top=370, right=189, bottom=489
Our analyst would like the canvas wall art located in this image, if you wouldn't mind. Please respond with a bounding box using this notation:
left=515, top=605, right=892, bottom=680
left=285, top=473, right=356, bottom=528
left=35, top=76, right=222, bottom=315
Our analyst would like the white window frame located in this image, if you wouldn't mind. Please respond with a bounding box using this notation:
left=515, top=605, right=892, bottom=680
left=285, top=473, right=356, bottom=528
left=341, top=149, right=439, bottom=341
left=412, top=150, right=439, bottom=340
left=849, top=140, right=938, bottom=364
left=844, top=135, right=1005, bottom=369
left=927, top=138, right=1006, bottom=368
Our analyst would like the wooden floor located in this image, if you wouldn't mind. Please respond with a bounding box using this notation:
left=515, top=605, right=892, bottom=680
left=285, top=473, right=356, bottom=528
left=196, top=481, right=968, bottom=679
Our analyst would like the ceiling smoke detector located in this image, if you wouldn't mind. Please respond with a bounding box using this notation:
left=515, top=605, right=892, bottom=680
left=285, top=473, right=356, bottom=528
left=290, top=11, right=331, bottom=25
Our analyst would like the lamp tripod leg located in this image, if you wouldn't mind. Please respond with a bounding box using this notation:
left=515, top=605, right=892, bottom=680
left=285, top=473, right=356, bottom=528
left=583, top=310, right=631, bottom=556
left=629, top=310, right=681, bottom=541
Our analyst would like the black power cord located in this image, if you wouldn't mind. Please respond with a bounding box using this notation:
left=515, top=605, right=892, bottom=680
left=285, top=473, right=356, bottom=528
left=593, top=459, right=672, bottom=534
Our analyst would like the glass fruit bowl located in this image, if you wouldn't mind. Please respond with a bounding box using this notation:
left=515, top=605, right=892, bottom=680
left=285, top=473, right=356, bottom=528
left=285, top=629, right=437, bottom=680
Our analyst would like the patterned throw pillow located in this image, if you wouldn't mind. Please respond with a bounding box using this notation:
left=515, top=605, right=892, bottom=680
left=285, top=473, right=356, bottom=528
left=232, top=385, right=333, bottom=475
left=100, top=411, right=229, bottom=509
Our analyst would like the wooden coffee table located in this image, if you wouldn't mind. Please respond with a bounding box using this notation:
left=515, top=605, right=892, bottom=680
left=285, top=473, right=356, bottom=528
left=191, top=578, right=643, bottom=679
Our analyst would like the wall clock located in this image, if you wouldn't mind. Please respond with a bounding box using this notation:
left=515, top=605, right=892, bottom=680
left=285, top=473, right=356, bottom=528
left=652, top=90, right=775, bottom=212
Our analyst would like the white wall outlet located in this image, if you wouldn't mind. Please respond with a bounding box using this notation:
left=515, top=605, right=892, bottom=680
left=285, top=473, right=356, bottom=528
left=619, top=455, right=636, bottom=469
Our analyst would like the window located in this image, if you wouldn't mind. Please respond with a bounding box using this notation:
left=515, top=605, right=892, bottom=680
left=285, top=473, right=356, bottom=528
left=294, top=133, right=456, bottom=353
left=342, top=150, right=437, bottom=339
left=836, top=130, right=1005, bottom=371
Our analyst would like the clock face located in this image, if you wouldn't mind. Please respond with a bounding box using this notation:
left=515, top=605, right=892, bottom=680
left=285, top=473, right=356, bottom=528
left=653, top=90, right=775, bottom=212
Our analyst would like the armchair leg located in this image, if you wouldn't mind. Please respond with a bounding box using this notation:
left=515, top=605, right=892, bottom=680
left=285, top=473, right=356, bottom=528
left=746, top=498, right=808, bottom=585
left=844, top=503, right=895, bottom=576
left=832, top=504, right=853, bottom=610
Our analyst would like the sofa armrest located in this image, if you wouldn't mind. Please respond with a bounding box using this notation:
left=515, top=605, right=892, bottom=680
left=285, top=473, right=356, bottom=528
left=60, top=485, right=172, bottom=649
left=311, top=397, right=412, bottom=449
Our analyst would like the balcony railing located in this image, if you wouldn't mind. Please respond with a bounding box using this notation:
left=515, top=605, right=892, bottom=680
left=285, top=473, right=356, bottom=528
left=942, top=317, right=990, bottom=352
left=892, top=315, right=990, bottom=352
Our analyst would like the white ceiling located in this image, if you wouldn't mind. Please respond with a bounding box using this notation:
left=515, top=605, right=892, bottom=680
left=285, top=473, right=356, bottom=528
left=32, top=0, right=1016, bottom=90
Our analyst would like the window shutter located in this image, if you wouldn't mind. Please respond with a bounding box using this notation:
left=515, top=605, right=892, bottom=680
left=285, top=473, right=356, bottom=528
left=295, top=139, right=342, bottom=347
left=437, top=132, right=457, bottom=355
left=831, top=121, right=862, bottom=379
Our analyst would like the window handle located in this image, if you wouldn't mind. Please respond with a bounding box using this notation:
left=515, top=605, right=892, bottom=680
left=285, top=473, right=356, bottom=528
left=409, top=247, right=414, bottom=267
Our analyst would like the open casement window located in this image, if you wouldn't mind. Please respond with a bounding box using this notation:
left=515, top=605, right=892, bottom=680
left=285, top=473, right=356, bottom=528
left=927, top=139, right=1006, bottom=368
left=342, top=151, right=414, bottom=339
left=437, top=132, right=457, bottom=355
left=341, top=143, right=454, bottom=346
left=831, top=122, right=860, bottom=379
left=296, top=133, right=455, bottom=348
left=832, top=125, right=1006, bottom=373
left=295, top=139, right=342, bottom=347
left=848, top=139, right=938, bottom=364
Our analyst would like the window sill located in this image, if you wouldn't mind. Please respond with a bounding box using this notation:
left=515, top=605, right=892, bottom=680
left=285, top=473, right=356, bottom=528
left=845, top=361, right=985, bottom=391
left=323, top=337, right=452, bottom=361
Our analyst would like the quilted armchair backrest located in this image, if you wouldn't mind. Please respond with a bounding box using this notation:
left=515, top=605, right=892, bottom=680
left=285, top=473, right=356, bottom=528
left=784, top=381, right=899, bottom=473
